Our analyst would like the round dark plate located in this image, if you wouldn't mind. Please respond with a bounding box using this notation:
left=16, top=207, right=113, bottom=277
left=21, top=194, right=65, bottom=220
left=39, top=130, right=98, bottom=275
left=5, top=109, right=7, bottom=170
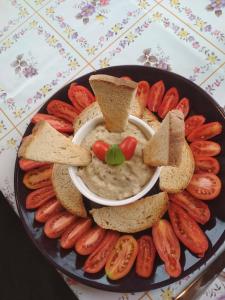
left=15, top=66, right=225, bottom=293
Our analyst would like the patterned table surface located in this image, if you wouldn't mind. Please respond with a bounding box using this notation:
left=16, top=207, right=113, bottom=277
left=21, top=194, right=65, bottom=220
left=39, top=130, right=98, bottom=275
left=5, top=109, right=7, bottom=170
left=1, top=0, right=225, bottom=299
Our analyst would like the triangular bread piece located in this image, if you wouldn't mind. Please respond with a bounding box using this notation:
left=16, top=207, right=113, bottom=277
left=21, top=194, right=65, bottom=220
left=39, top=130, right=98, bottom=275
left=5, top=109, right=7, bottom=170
left=143, top=110, right=185, bottom=167
left=90, top=192, right=168, bottom=233
left=89, top=74, right=137, bottom=132
left=18, top=121, right=91, bottom=166
left=52, top=164, right=87, bottom=217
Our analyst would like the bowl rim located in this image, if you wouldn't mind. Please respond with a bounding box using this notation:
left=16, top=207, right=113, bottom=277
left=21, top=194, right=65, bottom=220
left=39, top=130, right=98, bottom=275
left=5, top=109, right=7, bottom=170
left=68, top=115, right=161, bottom=206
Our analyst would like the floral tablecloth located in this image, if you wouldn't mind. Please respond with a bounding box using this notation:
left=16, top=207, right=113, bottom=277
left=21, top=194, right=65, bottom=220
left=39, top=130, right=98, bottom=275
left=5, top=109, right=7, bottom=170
left=1, top=0, right=225, bottom=299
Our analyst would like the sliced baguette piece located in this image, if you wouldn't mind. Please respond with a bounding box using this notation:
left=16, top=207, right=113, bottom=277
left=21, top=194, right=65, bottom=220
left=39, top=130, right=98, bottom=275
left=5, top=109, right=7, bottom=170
left=90, top=192, right=168, bottom=233
left=89, top=74, right=137, bottom=132
left=143, top=109, right=185, bottom=167
left=159, top=141, right=195, bottom=193
left=18, top=121, right=91, bottom=166
left=52, top=164, right=87, bottom=217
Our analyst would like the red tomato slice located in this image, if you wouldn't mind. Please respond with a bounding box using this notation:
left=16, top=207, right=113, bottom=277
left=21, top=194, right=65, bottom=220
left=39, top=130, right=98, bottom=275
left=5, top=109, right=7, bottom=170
left=68, top=84, right=95, bottom=111
left=92, top=140, right=110, bottom=161
left=187, top=173, right=221, bottom=201
left=23, top=165, right=53, bottom=190
left=60, top=218, right=92, bottom=249
left=75, top=226, right=106, bottom=255
left=32, top=113, right=73, bottom=133
left=136, top=81, right=150, bottom=109
left=187, top=122, right=222, bottom=142
left=119, top=136, right=138, bottom=160
left=147, top=80, right=165, bottom=112
left=169, top=191, right=210, bottom=225
left=35, top=198, right=63, bottom=223
left=185, top=115, right=206, bottom=137
left=120, top=76, right=132, bottom=80
left=19, top=159, right=50, bottom=171
left=169, top=203, right=209, bottom=257
left=105, top=235, right=138, bottom=280
left=26, top=185, right=55, bottom=209
left=176, top=97, right=190, bottom=118
left=84, top=231, right=120, bottom=273
left=194, top=156, right=220, bottom=174
left=47, top=99, right=78, bottom=123
left=158, top=87, right=179, bottom=119
left=44, top=212, right=77, bottom=239
left=190, top=141, right=221, bottom=157
left=152, top=219, right=181, bottom=278
left=135, top=235, right=156, bottom=278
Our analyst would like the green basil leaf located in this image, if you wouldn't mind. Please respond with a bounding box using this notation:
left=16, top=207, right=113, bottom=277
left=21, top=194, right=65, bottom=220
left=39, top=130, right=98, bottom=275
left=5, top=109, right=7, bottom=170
left=106, top=144, right=125, bottom=166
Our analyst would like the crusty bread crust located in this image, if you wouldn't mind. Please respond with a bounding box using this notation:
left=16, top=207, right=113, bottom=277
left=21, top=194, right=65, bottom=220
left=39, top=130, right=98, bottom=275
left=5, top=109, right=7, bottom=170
left=89, top=74, right=137, bottom=89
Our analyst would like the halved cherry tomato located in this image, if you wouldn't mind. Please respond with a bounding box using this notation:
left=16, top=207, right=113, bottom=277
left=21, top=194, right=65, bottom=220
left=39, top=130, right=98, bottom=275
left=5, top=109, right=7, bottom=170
left=185, top=115, right=205, bottom=137
left=47, top=99, right=78, bottom=123
left=187, top=173, right=221, bottom=201
left=187, top=122, right=222, bottom=142
left=147, top=80, right=165, bottom=112
left=176, top=97, right=190, bottom=118
left=169, top=191, right=210, bottom=225
left=136, top=235, right=156, bottom=278
left=23, top=165, right=53, bottom=190
left=19, top=159, right=50, bottom=171
left=136, top=81, right=150, bottom=109
left=169, top=203, right=209, bottom=257
left=75, top=226, right=106, bottom=255
left=44, top=211, right=77, bottom=239
left=68, top=84, right=95, bottom=113
left=190, top=141, right=221, bottom=157
left=158, top=87, right=179, bottom=119
left=84, top=231, right=120, bottom=273
left=35, top=198, right=63, bottom=223
left=60, top=218, right=92, bottom=249
left=152, top=219, right=181, bottom=278
left=194, top=156, right=220, bottom=174
left=120, top=76, right=132, bottom=80
left=32, top=113, right=73, bottom=133
left=105, top=235, right=138, bottom=280
left=119, top=136, right=137, bottom=160
left=26, top=185, right=55, bottom=209
left=92, top=140, right=110, bottom=161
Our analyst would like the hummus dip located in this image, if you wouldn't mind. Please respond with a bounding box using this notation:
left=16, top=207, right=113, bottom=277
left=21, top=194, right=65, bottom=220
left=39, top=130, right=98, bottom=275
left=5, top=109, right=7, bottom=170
left=78, top=122, right=155, bottom=200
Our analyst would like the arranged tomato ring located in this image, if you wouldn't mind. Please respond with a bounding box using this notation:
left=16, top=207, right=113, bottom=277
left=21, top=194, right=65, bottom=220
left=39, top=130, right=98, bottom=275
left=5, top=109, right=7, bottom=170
left=105, top=235, right=138, bottom=280
left=185, top=115, right=206, bottom=137
left=35, top=198, right=63, bottom=223
left=92, top=140, right=110, bottom=161
left=190, top=141, right=221, bottom=157
left=158, top=87, right=179, bottom=119
left=136, top=81, right=150, bottom=109
left=147, top=80, right=165, bottom=112
left=176, top=97, right=190, bottom=118
left=26, top=185, right=55, bottom=209
left=84, top=231, right=120, bottom=273
left=119, top=136, right=138, bottom=160
left=23, top=165, right=53, bottom=190
left=19, top=159, right=50, bottom=171
left=194, top=156, right=220, bottom=174
left=75, top=226, right=106, bottom=255
left=47, top=99, right=77, bottom=123
left=136, top=235, right=156, bottom=278
left=68, top=83, right=95, bottom=113
left=169, top=191, right=210, bottom=225
left=152, top=219, right=181, bottom=278
left=187, top=122, right=222, bottom=142
left=187, top=173, right=221, bottom=201
left=32, top=113, right=73, bottom=133
left=169, top=203, right=209, bottom=257
left=60, top=218, right=92, bottom=249
left=44, top=211, right=77, bottom=239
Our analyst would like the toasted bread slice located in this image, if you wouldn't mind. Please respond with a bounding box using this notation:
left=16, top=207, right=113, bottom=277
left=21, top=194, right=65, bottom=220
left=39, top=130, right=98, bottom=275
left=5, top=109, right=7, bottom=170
left=90, top=192, right=168, bottom=233
left=18, top=121, right=91, bottom=166
left=159, top=141, right=195, bottom=193
left=89, top=74, right=137, bottom=132
left=143, top=110, right=185, bottom=167
left=52, top=164, right=87, bottom=217
left=142, top=108, right=161, bottom=131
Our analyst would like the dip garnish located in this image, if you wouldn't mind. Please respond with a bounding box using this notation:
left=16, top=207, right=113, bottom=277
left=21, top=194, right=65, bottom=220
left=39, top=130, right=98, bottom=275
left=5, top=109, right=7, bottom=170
left=106, top=145, right=125, bottom=166
left=92, top=140, right=109, bottom=161
left=119, top=136, right=138, bottom=160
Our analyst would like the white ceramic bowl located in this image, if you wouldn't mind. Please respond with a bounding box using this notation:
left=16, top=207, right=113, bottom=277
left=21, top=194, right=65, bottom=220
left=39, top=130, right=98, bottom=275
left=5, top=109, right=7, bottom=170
left=68, top=115, right=160, bottom=206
